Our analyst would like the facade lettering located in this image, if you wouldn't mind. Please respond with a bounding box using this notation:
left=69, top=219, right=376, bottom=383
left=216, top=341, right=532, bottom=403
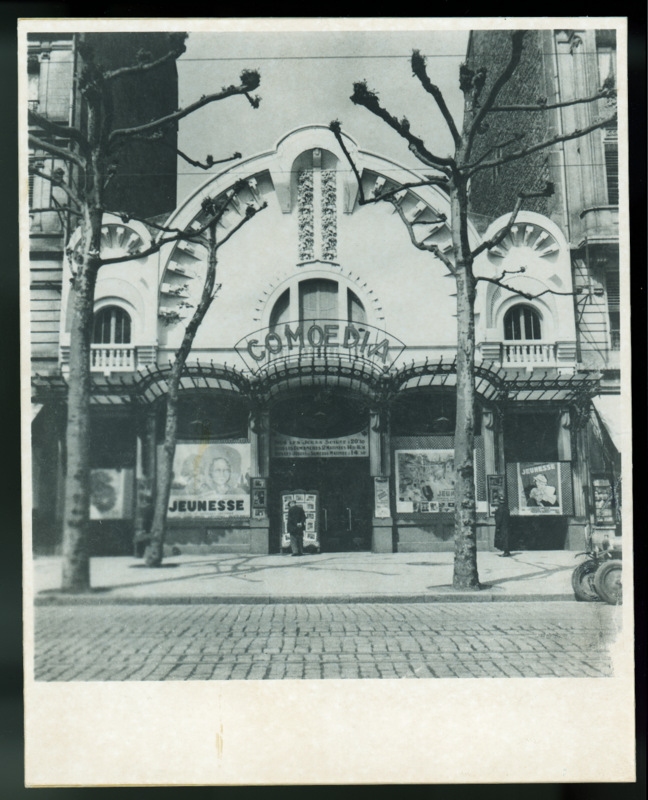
left=236, top=321, right=401, bottom=372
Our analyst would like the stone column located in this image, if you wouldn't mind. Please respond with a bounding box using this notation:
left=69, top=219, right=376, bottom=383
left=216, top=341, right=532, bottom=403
left=369, top=409, right=381, bottom=477
left=562, top=408, right=588, bottom=549
left=370, top=408, right=393, bottom=553
left=557, top=410, right=572, bottom=460
left=249, top=410, right=270, bottom=554
left=481, top=406, right=499, bottom=550
left=482, top=407, right=497, bottom=476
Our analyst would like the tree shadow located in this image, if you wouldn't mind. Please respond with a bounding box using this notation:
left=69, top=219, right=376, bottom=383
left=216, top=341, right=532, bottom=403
left=480, top=563, right=573, bottom=588
left=36, top=553, right=403, bottom=596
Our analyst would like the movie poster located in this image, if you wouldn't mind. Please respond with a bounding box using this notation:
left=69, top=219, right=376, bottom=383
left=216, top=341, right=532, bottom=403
left=280, top=492, right=319, bottom=551
left=516, top=462, right=562, bottom=515
left=395, top=449, right=456, bottom=513
left=164, top=442, right=251, bottom=518
left=374, top=476, right=391, bottom=518
left=89, top=468, right=134, bottom=520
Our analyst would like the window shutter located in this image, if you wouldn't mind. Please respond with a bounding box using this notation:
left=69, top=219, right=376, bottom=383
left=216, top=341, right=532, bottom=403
left=603, top=129, right=619, bottom=205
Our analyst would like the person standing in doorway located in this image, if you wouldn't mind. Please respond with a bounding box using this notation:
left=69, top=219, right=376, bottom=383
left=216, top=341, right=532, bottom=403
left=287, top=500, right=306, bottom=556
left=494, top=492, right=512, bottom=557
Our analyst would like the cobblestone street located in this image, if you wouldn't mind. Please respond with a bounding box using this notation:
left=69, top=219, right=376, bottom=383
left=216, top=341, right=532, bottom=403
left=33, top=601, right=620, bottom=680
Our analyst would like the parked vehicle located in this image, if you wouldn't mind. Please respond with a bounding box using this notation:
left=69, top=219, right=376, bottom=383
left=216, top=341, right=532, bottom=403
left=572, top=539, right=622, bottom=604
left=593, top=558, right=622, bottom=605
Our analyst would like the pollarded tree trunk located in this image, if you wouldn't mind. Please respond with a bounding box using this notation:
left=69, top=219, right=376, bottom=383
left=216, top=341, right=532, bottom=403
left=144, top=215, right=221, bottom=567
left=61, top=217, right=102, bottom=591
left=145, top=382, right=180, bottom=567
left=450, top=180, right=479, bottom=590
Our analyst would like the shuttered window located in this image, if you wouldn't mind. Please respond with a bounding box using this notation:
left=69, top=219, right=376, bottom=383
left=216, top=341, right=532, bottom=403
left=603, top=127, right=618, bottom=205
left=299, top=278, right=338, bottom=323
left=270, top=280, right=367, bottom=327
left=604, top=141, right=619, bottom=205
left=504, top=305, right=542, bottom=340
left=606, top=273, right=620, bottom=350
left=92, top=306, right=131, bottom=345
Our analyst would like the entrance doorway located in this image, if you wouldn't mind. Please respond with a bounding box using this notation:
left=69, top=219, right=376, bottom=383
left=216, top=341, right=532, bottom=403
left=272, top=458, right=372, bottom=552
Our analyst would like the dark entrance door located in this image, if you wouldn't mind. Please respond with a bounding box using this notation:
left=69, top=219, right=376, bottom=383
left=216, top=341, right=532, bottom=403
left=272, top=458, right=371, bottom=552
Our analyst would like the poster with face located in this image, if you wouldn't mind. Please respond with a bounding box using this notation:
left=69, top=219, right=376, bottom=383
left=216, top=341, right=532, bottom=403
left=395, top=450, right=456, bottom=513
left=517, top=462, right=562, bottom=515
left=165, top=442, right=250, bottom=518
left=89, top=468, right=133, bottom=520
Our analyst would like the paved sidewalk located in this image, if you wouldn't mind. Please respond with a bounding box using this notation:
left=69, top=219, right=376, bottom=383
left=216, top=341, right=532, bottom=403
left=32, top=550, right=583, bottom=604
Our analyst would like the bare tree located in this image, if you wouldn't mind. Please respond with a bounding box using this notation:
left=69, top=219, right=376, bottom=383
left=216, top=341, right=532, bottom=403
left=330, top=30, right=616, bottom=589
left=28, top=33, right=262, bottom=591
left=143, top=192, right=267, bottom=568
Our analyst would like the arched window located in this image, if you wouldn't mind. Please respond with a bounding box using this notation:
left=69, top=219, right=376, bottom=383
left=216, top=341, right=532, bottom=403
left=504, top=305, right=541, bottom=341
left=268, top=279, right=367, bottom=327
left=93, top=306, right=131, bottom=344
left=269, top=289, right=290, bottom=329
left=299, top=278, right=338, bottom=323
left=348, top=288, right=367, bottom=324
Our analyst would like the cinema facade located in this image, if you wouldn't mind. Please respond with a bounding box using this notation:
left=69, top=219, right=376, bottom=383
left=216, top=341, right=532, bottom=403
left=31, top=125, right=617, bottom=557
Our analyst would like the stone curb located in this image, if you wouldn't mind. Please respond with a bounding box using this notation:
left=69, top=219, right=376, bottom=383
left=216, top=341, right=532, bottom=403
left=34, top=592, right=577, bottom=606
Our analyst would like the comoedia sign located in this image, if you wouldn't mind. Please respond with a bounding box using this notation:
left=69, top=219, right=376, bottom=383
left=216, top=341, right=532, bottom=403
left=235, top=319, right=405, bottom=373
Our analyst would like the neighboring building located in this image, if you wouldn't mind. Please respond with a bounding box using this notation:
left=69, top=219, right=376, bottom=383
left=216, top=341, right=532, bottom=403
left=29, top=31, right=621, bottom=558
left=467, top=28, right=622, bottom=548
left=28, top=33, right=179, bottom=552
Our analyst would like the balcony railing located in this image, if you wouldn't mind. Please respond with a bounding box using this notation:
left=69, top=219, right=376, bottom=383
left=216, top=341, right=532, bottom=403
left=90, top=344, right=135, bottom=373
left=503, top=341, right=556, bottom=367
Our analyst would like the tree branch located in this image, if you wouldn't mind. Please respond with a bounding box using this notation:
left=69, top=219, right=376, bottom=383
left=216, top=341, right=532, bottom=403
left=466, top=30, right=526, bottom=158
left=331, top=121, right=451, bottom=267
left=115, top=131, right=242, bottom=171
left=101, top=189, right=255, bottom=266
left=475, top=275, right=574, bottom=299
left=29, top=165, right=84, bottom=208
left=114, top=211, right=197, bottom=239
left=103, top=45, right=185, bottom=82
left=465, top=132, right=526, bottom=170
left=489, top=88, right=616, bottom=113
left=330, top=120, right=448, bottom=209
left=30, top=205, right=83, bottom=217
left=28, top=108, right=91, bottom=158
left=176, top=148, right=242, bottom=170
left=28, top=133, right=86, bottom=170
left=391, top=200, right=456, bottom=274
left=329, top=120, right=367, bottom=202
left=349, top=82, right=454, bottom=170
left=467, top=113, right=618, bottom=177
left=371, top=179, right=450, bottom=206
left=114, top=189, right=237, bottom=242
left=108, top=70, right=261, bottom=144
left=471, top=182, right=554, bottom=259
left=411, top=50, right=462, bottom=147
left=214, top=201, right=267, bottom=250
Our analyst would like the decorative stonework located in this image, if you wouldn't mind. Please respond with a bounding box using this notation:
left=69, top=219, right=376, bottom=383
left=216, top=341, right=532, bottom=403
left=487, top=222, right=559, bottom=261
left=100, top=224, right=144, bottom=257
left=297, top=169, right=315, bottom=260
left=320, top=169, right=337, bottom=260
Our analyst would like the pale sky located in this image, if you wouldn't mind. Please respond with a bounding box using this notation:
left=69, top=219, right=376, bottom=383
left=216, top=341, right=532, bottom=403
left=176, top=30, right=470, bottom=200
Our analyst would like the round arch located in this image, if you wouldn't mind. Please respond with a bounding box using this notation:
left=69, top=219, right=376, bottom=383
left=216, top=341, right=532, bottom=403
left=260, top=266, right=379, bottom=329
